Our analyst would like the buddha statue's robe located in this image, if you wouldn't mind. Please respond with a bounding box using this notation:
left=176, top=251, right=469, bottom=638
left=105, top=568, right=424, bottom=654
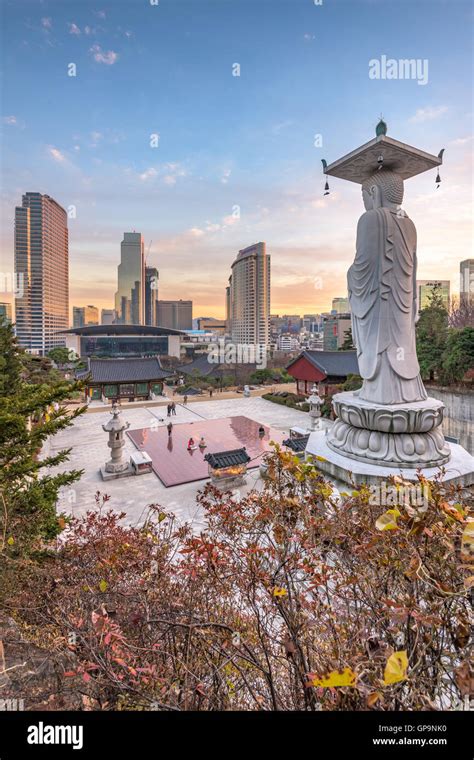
left=348, top=207, right=427, bottom=405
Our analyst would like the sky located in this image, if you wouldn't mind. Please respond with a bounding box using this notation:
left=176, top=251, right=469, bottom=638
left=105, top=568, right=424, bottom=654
left=0, top=0, right=473, bottom=320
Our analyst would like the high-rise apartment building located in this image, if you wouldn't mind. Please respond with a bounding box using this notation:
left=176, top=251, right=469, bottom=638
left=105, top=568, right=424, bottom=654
left=460, top=259, right=474, bottom=304
left=114, top=232, right=145, bottom=324
left=416, top=280, right=450, bottom=311
left=323, top=313, right=352, bottom=350
left=73, top=305, right=99, bottom=327
left=145, top=267, right=159, bottom=326
left=230, top=242, right=270, bottom=346
left=157, top=300, right=192, bottom=330
left=14, top=192, right=69, bottom=355
left=101, top=308, right=116, bottom=325
left=332, top=297, right=350, bottom=314
left=225, top=279, right=231, bottom=333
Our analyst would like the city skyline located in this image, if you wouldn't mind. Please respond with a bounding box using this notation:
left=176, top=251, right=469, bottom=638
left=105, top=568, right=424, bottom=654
left=1, top=0, right=473, bottom=317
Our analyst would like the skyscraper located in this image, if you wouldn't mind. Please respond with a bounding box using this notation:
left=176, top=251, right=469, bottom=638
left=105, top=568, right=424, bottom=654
left=157, top=300, right=192, bottom=330
left=101, top=308, right=116, bottom=325
left=225, top=278, right=231, bottom=333
left=114, top=232, right=145, bottom=324
left=332, top=297, right=350, bottom=314
left=460, top=259, right=474, bottom=304
left=145, top=267, right=159, bottom=326
left=14, top=192, right=69, bottom=355
left=73, top=305, right=99, bottom=327
left=230, top=242, right=270, bottom=347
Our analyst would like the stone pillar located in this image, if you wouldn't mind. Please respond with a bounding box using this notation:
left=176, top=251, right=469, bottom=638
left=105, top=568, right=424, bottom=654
left=102, top=402, right=130, bottom=474
left=308, top=384, right=323, bottom=432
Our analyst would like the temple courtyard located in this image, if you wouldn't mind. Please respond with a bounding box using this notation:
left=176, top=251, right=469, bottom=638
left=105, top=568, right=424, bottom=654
left=46, top=397, right=311, bottom=532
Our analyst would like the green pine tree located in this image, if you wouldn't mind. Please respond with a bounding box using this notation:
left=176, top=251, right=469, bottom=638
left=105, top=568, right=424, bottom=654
left=339, top=327, right=355, bottom=351
left=416, top=283, right=449, bottom=383
left=0, top=320, right=86, bottom=557
left=0, top=317, right=22, bottom=396
left=441, top=327, right=474, bottom=385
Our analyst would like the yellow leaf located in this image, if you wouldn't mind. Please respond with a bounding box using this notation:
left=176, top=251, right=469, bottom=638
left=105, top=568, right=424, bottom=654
left=6, top=537, right=14, bottom=546
left=376, top=509, right=401, bottom=531
left=461, top=520, right=474, bottom=558
left=367, top=691, right=382, bottom=707
left=309, top=667, right=357, bottom=688
left=383, top=650, right=408, bottom=685
left=99, top=580, right=108, bottom=593
left=314, top=455, right=327, bottom=463
left=272, top=587, right=287, bottom=598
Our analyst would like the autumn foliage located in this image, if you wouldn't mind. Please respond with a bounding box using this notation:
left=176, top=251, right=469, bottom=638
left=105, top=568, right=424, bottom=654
left=2, top=450, right=473, bottom=711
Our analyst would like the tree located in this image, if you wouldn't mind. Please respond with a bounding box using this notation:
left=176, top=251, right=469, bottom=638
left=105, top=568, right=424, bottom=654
left=416, top=283, right=449, bottom=382
left=441, top=327, right=474, bottom=384
left=0, top=317, right=22, bottom=396
left=0, top=320, right=86, bottom=559
left=3, top=450, right=471, bottom=711
left=47, top=346, right=72, bottom=366
left=339, top=327, right=355, bottom=351
left=449, top=295, right=474, bottom=329
left=341, top=373, right=362, bottom=392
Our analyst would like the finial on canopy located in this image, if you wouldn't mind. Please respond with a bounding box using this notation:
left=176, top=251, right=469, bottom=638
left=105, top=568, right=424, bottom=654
left=375, top=117, right=387, bottom=137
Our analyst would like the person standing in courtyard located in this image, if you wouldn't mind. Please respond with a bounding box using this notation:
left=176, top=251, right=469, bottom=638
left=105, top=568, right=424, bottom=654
left=183, top=394, right=188, bottom=406
left=167, top=421, right=173, bottom=437
left=171, top=402, right=176, bottom=415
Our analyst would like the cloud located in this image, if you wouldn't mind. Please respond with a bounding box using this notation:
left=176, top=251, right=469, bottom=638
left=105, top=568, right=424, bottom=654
left=89, top=131, right=103, bottom=147
left=271, top=120, right=293, bottom=135
left=68, top=23, right=81, bottom=35
left=139, top=167, right=158, bottom=181
left=41, top=17, right=52, bottom=30
left=84, top=26, right=95, bottom=36
left=303, top=33, right=315, bottom=41
left=409, top=106, right=448, bottom=123
left=3, top=115, right=17, bottom=125
left=47, top=146, right=66, bottom=163
left=449, top=135, right=473, bottom=146
left=163, top=175, right=176, bottom=185
left=95, top=10, right=106, bottom=19
left=221, top=168, right=232, bottom=184
left=188, top=227, right=205, bottom=238
left=89, top=45, right=119, bottom=65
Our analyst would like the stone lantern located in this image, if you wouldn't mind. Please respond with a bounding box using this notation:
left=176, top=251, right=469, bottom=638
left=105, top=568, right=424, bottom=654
left=100, top=402, right=132, bottom=480
left=308, top=384, right=323, bottom=431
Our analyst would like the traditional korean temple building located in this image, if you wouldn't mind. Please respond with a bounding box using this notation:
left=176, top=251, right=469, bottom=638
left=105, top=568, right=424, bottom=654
left=78, top=357, right=172, bottom=402
left=286, top=350, right=359, bottom=396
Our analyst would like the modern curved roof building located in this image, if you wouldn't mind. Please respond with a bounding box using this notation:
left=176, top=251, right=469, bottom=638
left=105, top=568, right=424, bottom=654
left=58, top=323, right=184, bottom=359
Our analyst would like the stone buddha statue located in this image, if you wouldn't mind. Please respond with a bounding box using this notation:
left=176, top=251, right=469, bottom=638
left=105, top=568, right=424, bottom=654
left=320, top=123, right=451, bottom=469
left=348, top=168, right=428, bottom=405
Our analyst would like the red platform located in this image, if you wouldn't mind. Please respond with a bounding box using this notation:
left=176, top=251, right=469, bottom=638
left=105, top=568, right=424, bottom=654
left=127, top=415, right=286, bottom=487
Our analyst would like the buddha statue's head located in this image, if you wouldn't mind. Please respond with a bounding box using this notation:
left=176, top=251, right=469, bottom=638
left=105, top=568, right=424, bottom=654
left=362, top=169, right=404, bottom=211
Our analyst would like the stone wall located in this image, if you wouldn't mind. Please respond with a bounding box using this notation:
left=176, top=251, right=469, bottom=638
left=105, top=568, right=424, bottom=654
left=428, top=387, right=474, bottom=454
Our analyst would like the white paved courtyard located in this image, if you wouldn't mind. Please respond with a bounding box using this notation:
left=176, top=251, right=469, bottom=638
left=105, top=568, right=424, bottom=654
left=47, top=397, right=311, bottom=531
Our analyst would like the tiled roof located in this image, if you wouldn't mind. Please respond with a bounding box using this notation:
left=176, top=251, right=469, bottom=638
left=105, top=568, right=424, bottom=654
left=204, top=448, right=251, bottom=468
left=177, top=354, right=223, bottom=377
left=86, top=357, right=172, bottom=383
left=287, top=350, right=359, bottom=377
left=282, top=435, right=310, bottom=453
